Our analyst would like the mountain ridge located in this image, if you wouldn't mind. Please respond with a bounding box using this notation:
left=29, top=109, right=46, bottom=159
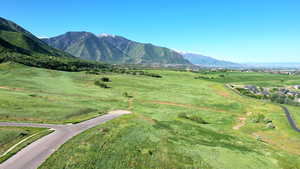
left=42, top=32, right=191, bottom=65
left=180, top=51, right=243, bottom=68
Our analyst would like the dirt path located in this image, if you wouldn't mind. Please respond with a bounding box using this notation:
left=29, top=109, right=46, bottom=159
left=0, top=86, right=22, bottom=91
left=232, top=112, right=252, bottom=130
left=233, top=117, right=247, bottom=130
left=0, top=110, right=131, bottom=169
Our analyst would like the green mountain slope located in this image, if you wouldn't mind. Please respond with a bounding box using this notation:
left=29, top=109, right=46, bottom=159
left=42, top=32, right=191, bottom=65
left=0, top=17, right=109, bottom=71
left=0, top=17, right=72, bottom=58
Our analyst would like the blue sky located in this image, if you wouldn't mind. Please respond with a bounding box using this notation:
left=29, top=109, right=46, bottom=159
left=1, top=0, right=300, bottom=63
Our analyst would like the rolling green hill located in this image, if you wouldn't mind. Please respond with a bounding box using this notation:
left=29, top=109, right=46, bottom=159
left=42, top=32, right=191, bottom=65
left=0, top=17, right=110, bottom=71
left=1, top=62, right=300, bottom=168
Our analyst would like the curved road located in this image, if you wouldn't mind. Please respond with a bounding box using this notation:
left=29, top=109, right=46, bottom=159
left=0, top=110, right=131, bottom=169
left=281, top=106, right=300, bottom=133
left=0, top=107, right=298, bottom=169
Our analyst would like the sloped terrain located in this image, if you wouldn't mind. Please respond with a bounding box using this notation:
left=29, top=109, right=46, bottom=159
left=0, top=63, right=300, bottom=168
left=0, top=17, right=110, bottom=71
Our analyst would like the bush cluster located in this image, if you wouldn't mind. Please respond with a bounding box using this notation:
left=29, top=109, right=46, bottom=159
left=101, top=77, right=111, bottom=82
left=87, top=69, right=162, bottom=78
left=123, top=92, right=133, bottom=98
left=194, top=76, right=214, bottom=80
left=94, top=80, right=110, bottom=88
left=249, top=113, right=276, bottom=129
left=178, top=113, right=209, bottom=124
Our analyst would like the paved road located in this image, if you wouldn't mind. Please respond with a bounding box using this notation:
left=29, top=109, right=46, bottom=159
left=281, top=106, right=300, bottom=133
left=0, top=110, right=131, bottom=169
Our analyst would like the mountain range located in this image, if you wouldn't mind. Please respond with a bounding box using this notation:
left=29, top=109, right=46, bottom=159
left=0, top=16, right=241, bottom=68
left=181, top=52, right=243, bottom=68
left=42, top=32, right=191, bottom=65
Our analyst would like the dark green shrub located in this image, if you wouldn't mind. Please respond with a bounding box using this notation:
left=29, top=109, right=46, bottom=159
left=249, top=114, right=265, bottom=123
left=178, top=113, right=209, bottom=124
left=29, top=94, right=38, bottom=97
left=263, top=117, right=272, bottom=123
left=271, top=88, right=278, bottom=92
left=101, top=77, right=111, bottom=82
left=123, top=92, right=133, bottom=98
left=20, top=132, right=29, bottom=137
left=95, top=80, right=110, bottom=88
left=145, top=73, right=162, bottom=78
left=195, top=76, right=214, bottom=80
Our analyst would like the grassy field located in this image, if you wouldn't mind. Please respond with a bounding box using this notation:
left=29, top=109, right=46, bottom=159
left=1, top=63, right=300, bottom=168
left=197, top=71, right=300, bottom=87
left=0, top=62, right=124, bottom=123
left=0, top=126, right=51, bottom=163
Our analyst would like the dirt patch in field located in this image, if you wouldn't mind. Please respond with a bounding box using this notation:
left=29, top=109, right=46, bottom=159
left=232, top=112, right=253, bottom=130
left=128, top=98, right=134, bottom=110
left=0, top=86, right=23, bottom=91
left=211, top=86, right=232, bottom=99
left=233, top=117, right=247, bottom=130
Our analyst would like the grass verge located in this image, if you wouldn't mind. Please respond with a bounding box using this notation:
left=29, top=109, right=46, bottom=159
left=0, top=127, right=52, bottom=163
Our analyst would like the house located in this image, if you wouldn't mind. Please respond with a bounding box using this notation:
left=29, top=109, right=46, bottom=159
left=286, top=91, right=298, bottom=97
left=278, top=88, right=289, bottom=94
left=261, top=90, right=270, bottom=96
left=293, top=85, right=300, bottom=90
left=244, top=85, right=259, bottom=93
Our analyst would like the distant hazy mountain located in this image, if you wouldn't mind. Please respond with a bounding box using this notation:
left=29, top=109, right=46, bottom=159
left=42, top=32, right=190, bottom=65
left=181, top=52, right=242, bottom=68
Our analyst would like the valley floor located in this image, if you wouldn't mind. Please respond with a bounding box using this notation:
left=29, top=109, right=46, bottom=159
left=0, top=62, right=300, bottom=169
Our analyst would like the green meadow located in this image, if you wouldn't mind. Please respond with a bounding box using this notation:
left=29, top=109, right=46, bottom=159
left=0, top=62, right=300, bottom=168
